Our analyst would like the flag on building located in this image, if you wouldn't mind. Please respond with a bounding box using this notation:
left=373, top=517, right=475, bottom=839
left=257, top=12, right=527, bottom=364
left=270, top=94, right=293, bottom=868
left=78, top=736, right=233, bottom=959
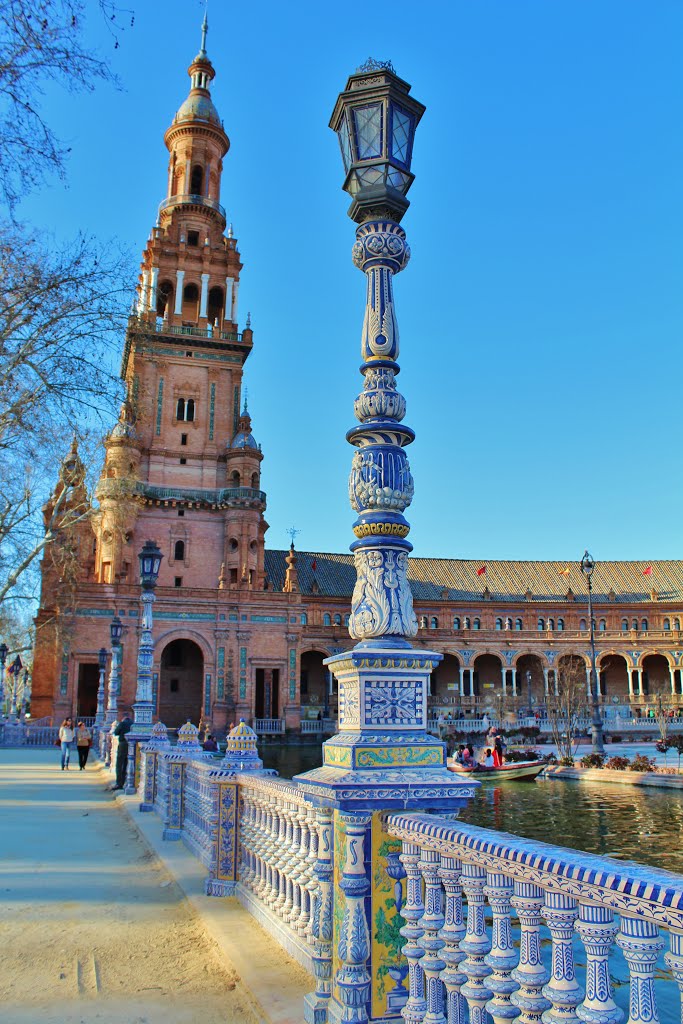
left=477, top=565, right=486, bottom=576
left=643, top=565, right=652, bottom=576
left=311, top=559, right=317, bottom=572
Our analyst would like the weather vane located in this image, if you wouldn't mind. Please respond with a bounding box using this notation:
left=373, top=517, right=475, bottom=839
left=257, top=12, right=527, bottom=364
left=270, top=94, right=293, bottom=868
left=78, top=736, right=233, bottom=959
left=286, top=526, right=300, bottom=546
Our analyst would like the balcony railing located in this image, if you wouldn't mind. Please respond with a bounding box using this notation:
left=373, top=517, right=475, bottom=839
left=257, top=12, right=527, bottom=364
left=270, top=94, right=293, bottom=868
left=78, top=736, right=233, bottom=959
left=136, top=483, right=266, bottom=506
left=158, top=193, right=226, bottom=219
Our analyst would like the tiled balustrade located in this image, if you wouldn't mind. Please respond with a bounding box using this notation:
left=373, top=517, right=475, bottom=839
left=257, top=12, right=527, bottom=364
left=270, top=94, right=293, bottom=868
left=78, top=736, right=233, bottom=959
left=385, top=811, right=683, bottom=1023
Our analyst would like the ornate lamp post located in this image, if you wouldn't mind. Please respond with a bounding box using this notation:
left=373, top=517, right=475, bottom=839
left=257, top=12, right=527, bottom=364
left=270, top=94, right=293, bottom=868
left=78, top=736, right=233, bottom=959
left=297, top=63, right=474, bottom=1024
left=20, top=668, right=30, bottom=720
left=126, top=540, right=162, bottom=793
left=0, top=642, right=8, bottom=717
left=95, top=647, right=108, bottom=728
left=9, top=656, right=22, bottom=722
left=580, top=549, right=604, bottom=754
left=101, top=615, right=123, bottom=761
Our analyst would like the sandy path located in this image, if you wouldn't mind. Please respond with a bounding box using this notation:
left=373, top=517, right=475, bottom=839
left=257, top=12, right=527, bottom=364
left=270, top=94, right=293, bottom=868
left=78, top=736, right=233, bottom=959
left=0, top=749, right=258, bottom=1023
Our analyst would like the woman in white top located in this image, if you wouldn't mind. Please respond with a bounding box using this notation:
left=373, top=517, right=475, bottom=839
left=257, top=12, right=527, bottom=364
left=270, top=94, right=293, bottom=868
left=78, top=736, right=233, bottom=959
left=59, top=718, right=75, bottom=770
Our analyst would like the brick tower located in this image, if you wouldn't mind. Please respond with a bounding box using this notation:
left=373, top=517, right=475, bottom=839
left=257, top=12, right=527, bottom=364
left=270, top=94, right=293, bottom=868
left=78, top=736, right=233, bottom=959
left=32, top=19, right=268, bottom=726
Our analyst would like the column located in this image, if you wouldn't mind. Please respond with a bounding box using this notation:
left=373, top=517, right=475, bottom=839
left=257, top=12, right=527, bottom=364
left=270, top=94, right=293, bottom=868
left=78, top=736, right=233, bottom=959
left=174, top=269, right=185, bottom=314
left=199, top=273, right=210, bottom=319
left=616, top=917, right=664, bottom=1023
left=636, top=668, right=643, bottom=697
left=149, top=266, right=159, bottom=311
left=183, top=157, right=191, bottom=193
left=459, top=668, right=464, bottom=697
left=501, top=666, right=507, bottom=696
left=586, top=666, right=592, bottom=697
left=543, top=669, right=549, bottom=697
left=627, top=667, right=634, bottom=698
left=511, top=667, right=517, bottom=697
left=553, top=670, right=558, bottom=696
left=670, top=665, right=676, bottom=695
left=233, top=281, right=240, bottom=320
left=138, top=269, right=149, bottom=313
left=329, top=813, right=372, bottom=1024
left=225, top=277, right=234, bottom=321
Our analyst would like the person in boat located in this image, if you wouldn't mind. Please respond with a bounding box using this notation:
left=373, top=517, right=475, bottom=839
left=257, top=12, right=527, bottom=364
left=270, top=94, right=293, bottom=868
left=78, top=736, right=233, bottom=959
left=483, top=748, right=494, bottom=767
left=493, top=736, right=505, bottom=767
left=462, top=743, right=476, bottom=767
left=455, top=744, right=466, bottom=764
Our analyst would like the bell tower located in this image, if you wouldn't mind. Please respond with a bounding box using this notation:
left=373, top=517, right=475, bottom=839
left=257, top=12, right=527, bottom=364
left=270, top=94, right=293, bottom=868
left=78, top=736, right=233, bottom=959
left=93, top=16, right=266, bottom=591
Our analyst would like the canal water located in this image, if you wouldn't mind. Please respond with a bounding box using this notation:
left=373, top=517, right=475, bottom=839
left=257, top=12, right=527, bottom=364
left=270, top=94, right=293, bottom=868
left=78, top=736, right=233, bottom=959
left=262, top=742, right=682, bottom=1013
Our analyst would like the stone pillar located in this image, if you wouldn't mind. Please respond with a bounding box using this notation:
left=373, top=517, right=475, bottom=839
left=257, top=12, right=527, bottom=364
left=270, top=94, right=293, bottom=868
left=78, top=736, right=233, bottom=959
left=469, top=669, right=475, bottom=698
left=225, top=276, right=234, bottom=320
left=627, top=667, right=634, bottom=698
left=174, top=269, right=184, bottom=314
left=459, top=668, right=464, bottom=697
left=543, top=669, right=549, bottom=697
left=670, top=665, right=676, bottom=695
left=149, top=266, right=159, bottom=311
left=501, top=667, right=507, bottom=696
left=636, top=668, right=643, bottom=697
left=138, top=269, right=149, bottom=313
left=199, top=272, right=210, bottom=319
left=586, top=666, right=592, bottom=697
left=510, top=667, right=517, bottom=697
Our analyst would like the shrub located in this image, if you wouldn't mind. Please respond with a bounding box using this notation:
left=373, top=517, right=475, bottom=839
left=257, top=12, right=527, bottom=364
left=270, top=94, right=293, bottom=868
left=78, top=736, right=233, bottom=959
left=610, top=735, right=623, bottom=744
left=580, top=753, right=606, bottom=769
left=605, top=756, right=630, bottom=771
left=629, top=754, right=656, bottom=773
left=541, top=751, right=558, bottom=764
left=558, top=755, right=575, bottom=767
left=656, top=767, right=679, bottom=775
left=519, top=725, right=541, bottom=740
left=506, top=748, right=540, bottom=763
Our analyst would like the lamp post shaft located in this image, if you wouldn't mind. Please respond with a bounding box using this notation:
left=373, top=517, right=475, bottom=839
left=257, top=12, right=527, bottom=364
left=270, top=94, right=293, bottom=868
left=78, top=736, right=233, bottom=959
left=0, top=647, right=5, bottom=716
left=587, top=576, right=604, bottom=754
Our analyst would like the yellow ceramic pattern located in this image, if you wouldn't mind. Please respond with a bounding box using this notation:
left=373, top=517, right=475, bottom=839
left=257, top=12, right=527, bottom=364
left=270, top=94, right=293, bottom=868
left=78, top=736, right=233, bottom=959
left=371, top=812, right=406, bottom=1019
left=355, top=746, right=442, bottom=768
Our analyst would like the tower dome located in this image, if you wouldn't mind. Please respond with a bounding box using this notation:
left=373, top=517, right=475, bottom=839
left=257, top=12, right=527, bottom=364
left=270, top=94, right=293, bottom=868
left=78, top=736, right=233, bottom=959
left=230, top=399, right=259, bottom=450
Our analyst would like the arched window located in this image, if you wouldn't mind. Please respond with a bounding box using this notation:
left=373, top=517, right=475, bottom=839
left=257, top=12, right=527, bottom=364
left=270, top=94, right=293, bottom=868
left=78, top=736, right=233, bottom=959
left=473, top=618, right=481, bottom=630
left=174, top=540, right=185, bottom=561
left=557, top=618, right=565, bottom=631
left=463, top=617, right=470, bottom=629
left=333, top=614, right=342, bottom=626
left=430, top=616, right=438, bottom=629
left=641, top=618, right=649, bottom=631
left=157, top=280, right=173, bottom=318
left=631, top=618, right=638, bottom=630
left=231, top=470, right=241, bottom=487
left=505, top=617, right=512, bottom=630
left=182, top=282, right=199, bottom=320
left=344, top=614, right=350, bottom=626
left=419, top=616, right=427, bottom=629
left=176, top=398, right=185, bottom=420
left=208, top=286, right=224, bottom=325
left=664, top=618, right=671, bottom=631
left=598, top=619, right=606, bottom=631
left=547, top=618, right=554, bottom=631
left=537, top=618, right=545, bottom=631
left=579, top=618, right=587, bottom=630
left=300, top=612, right=308, bottom=625
left=515, top=617, right=523, bottom=630
left=190, top=164, right=204, bottom=195
left=323, top=613, right=331, bottom=627
left=621, top=618, right=628, bottom=631
left=251, top=472, right=259, bottom=489
left=675, top=618, right=681, bottom=630
left=453, top=616, right=461, bottom=630
left=495, top=617, right=503, bottom=630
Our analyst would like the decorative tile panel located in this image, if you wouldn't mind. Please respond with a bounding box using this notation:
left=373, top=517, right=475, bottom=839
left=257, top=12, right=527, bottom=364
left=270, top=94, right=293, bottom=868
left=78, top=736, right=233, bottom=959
left=363, top=679, right=423, bottom=727
left=209, top=382, right=216, bottom=440
left=156, top=377, right=164, bottom=435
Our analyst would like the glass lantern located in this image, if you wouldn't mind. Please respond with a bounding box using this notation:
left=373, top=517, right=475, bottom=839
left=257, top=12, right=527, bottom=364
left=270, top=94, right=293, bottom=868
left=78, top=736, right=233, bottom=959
left=138, top=540, right=162, bottom=590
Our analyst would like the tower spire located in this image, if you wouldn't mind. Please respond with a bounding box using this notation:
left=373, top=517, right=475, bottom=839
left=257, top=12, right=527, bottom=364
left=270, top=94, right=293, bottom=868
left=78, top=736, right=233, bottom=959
left=198, top=5, right=208, bottom=58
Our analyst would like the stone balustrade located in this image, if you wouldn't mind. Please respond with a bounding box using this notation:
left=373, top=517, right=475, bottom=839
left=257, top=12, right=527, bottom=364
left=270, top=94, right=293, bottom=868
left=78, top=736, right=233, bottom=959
left=385, top=811, right=683, bottom=1023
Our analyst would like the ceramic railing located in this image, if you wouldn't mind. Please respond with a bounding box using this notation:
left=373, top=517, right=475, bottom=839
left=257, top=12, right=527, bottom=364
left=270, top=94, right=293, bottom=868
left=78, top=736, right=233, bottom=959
left=385, top=811, right=683, bottom=1024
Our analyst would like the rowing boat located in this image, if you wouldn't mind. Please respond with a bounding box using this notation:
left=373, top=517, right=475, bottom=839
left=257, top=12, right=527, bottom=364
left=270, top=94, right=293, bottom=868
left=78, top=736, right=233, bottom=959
left=446, top=760, right=547, bottom=782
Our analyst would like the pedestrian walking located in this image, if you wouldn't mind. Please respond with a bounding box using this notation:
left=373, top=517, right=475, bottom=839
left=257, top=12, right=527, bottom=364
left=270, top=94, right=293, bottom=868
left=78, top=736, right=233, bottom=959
left=112, top=712, right=133, bottom=790
left=76, top=722, right=93, bottom=770
left=59, top=717, right=75, bottom=770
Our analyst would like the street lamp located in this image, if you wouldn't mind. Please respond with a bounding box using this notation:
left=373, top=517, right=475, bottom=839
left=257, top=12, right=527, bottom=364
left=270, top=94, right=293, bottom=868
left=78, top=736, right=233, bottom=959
left=526, top=669, right=532, bottom=714
left=20, top=668, right=30, bottom=720
left=9, top=656, right=22, bottom=721
left=101, top=615, right=123, bottom=761
left=126, top=541, right=162, bottom=792
left=0, top=642, right=7, bottom=717
left=95, top=647, right=108, bottom=728
left=580, top=549, right=604, bottom=754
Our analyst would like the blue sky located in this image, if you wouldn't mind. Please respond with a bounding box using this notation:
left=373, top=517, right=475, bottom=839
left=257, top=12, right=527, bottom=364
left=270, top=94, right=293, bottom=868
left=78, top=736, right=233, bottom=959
left=21, top=0, right=683, bottom=561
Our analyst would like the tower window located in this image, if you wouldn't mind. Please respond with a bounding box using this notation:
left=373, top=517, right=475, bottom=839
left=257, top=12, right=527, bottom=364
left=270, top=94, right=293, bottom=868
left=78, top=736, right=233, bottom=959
left=174, top=540, right=185, bottom=561
left=208, top=286, right=224, bottom=325
left=181, top=433, right=187, bottom=446
left=174, top=577, right=183, bottom=588
left=187, top=230, right=199, bottom=247
left=190, top=165, right=203, bottom=195
left=182, top=283, right=199, bottom=320
left=176, top=398, right=195, bottom=422
left=179, top=457, right=187, bottom=465
left=178, top=509, right=185, bottom=517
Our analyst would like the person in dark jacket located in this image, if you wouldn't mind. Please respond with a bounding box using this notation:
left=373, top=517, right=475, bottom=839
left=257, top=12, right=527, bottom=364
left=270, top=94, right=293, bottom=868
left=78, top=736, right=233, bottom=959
left=112, top=714, right=133, bottom=790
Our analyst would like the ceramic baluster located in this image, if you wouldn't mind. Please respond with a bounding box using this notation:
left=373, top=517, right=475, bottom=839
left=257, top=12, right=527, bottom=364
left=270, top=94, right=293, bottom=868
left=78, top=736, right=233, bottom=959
left=304, top=807, right=334, bottom=1024
left=438, top=854, right=467, bottom=1024
left=460, top=861, right=493, bottom=1024
left=332, top=812, right=371, bottom=1024
left=616, top=916, right=663, bottom=1024
left=542, top=892, right=583, bottom=1023
left=400, top=841, right=427, bottom=1024
left=510, top=880, right=550, bottom=1023
left=664, top=928, right=683, bottom=1024
left=484, top=870, right=520, bottom=1023
left=575, top=904, right=622, bottom=1024
left=418, top=847, right=446, bottom=1024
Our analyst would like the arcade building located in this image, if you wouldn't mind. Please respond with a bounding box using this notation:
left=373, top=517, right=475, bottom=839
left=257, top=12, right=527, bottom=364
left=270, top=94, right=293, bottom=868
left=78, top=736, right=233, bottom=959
left=31, top=32, right=683, bottom=732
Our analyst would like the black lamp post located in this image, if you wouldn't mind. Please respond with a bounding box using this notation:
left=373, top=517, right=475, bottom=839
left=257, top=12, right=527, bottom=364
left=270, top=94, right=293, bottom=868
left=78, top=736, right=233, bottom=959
left=0, top=642, right=8, bottom=716
left=126, top=541, right=162, bottom=792
left=95, top=646, right=108, bottom=728
left=9, top=655, right=22, bottom=721
left=580, top=549, right=604, bottom=754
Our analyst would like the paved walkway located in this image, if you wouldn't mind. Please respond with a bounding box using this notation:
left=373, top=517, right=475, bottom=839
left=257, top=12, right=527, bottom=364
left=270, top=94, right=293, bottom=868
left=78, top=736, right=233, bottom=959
left=0, top=749, right=307, bottom=1023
